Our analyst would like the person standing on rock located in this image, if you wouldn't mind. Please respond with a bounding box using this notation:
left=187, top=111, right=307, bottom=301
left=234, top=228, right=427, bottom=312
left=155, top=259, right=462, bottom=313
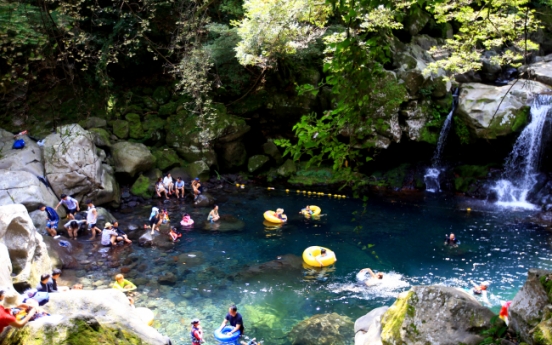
left=192, top=178, right=202, bottom=201
left=175, top=177, right=185, bottom=199
left=147, top=207, right=161, bottom=235
left=39, top=204, right=60, bottom=237
left=220, top=304, right=244, bottom=337
left=86, top=200, right=101, bottom=240
left=163, top=173, right=175, bottom=196
left=0, top=289, right=37, bottom=333
left=55, top=194, right=80, bottom=220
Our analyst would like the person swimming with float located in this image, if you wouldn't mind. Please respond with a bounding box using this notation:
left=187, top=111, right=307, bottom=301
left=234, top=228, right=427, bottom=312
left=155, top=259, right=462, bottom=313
left=275, top=208, right=287, bottom=222
left=314, top=248, right=336, bottom=268
left=181, top=213, right=194, bottom=227
left=300, top=206, right=313, bottom=218
left=444, top=233, right=458, bottom=247
left=357, top=268, right=383, bottom=286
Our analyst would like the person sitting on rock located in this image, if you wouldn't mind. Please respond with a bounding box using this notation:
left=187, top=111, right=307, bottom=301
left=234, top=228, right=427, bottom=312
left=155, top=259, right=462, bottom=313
left=155, top=178, right=169, bottom=200
left=86, top=200, right=102, bottom=241
left=36, top=274, right=55, bottom=293
left=191, top=318, right=204, bottom=345
left=55, top=194, right=80, bottom=220
left=357, top=268, right=383, bottom=286
left=112, top=274, right=137, bottom=292
left=64, top=219, right=87, bottom=240
left=101, top=222, right=119, bottom=247
left=163, top=173, right=175, bottom=196
left=208, top=205, right=220, bottom=223
left=39, top=204, right=60, bottom=237
left=444, top=233, right=458, bottom=247
left=50, top=269, right=70, bottom=292
left=175, top=177, right=185, bottom=199
left=169, top=227, right=182, bottom=242
left=113, top=221, right=132, bottom=244
left=0, top=289, right=37, bottom=333
left=192, top=178, right=202, bottom=201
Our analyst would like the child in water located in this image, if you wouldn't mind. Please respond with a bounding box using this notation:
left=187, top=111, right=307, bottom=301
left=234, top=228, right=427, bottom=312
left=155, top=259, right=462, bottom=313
left=162, top=209, right=170, bottom=224
left=169, top=227, right=182, bottom=242
left=191, top=319, right=204, bottom=344
left=275, top=208, right=287, bottom=221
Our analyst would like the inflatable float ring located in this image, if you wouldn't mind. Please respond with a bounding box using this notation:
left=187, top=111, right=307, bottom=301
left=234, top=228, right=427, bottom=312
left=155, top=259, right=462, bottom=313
left=302, top=246, right=336, bottom=267
left=214, top=326, right=241, bottom=342
left=264, top=210, right=285, bottom=223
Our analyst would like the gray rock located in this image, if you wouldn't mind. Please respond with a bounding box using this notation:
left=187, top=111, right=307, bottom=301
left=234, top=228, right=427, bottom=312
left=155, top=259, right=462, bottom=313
left=43, top=124, right=120, bottom=206
left=219, top=140, right=248, bottom=169
left=0, top=170, right=60, bottom=212
left=112, top=141, right=155, bottom=176
left=288, top=313, right=354, bottom=345
left=354, top=306, right=388, bottom=345
left=405, top=7, right=429, bottom=36
left=526, top=60, right=552, bottom=87
left=380, top=286, right=499, bottom=345
left=187, top=160, right=210, bottom=181
left=201, top=214, right=245, bottom=232
left=509, top=268, right=551, bottom=343
left=0, top=130, right=45, bottom=176
left=0, top=289, right=171, bottom=345
left=80, top=116, right=107, bottom=129
left=0, top=204, right=52, bottom=287
left=457, top=81, right=552, bottom=139
left=277, top=159, right=297, bottom=177
left=262, top=142, right=283, bottom=164
left=194, top=193, right=215, bottom=207
left=248, top=155, right=270, bottom=173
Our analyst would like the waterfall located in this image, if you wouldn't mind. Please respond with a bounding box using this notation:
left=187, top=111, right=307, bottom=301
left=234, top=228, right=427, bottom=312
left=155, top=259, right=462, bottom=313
left=493, top=94, right=552, bottom=209
left=424, top=89, right=459, bottom=193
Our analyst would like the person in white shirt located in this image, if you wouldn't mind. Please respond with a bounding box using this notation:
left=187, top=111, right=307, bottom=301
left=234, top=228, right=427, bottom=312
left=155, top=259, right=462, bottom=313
left=163, top=174, right=174, bottom=196
left=101, top=222, right=119, bottom=247
left=86, top=200, right=101, bottom=240
left=55, top=194, right=80, bottom=220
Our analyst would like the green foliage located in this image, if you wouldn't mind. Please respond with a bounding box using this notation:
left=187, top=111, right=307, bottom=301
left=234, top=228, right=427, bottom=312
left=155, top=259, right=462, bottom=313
left=426, top=0, right=540, bottom=79
left=454, top=116, right=471, bottom=145
left=454, top=165, right=490, bottom=192
left=478, top=315, right=507, bottom=345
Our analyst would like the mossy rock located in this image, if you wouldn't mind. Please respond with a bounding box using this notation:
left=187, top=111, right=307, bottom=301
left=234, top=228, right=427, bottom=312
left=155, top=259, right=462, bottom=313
left=453, top=165, right=490, bottom=193
left=142, top=114, right=166, bottom=141
left=158, top=102, right=177, bottom=117
left=112, top=119, right=129, bottom=139
left=152, top=86, right=171, bottom=104
left=187, top=160, right=210, bottom=181
left=533, top=318, right=552, bottom=345
left=79, top=116, right=107, bottom=129
left=383, top=164, right=409, bottom=189
left=124, top=104, right=144, bottom=115
left=418, top=126, right=440, bottom=145
left=152, top=148, right=182, bottom=171
left=262, top=142, right=283, bottom=164
left=248, top=155, right=270, bottom=173
left=381, top=291, right=414, bottom=342
left=89, top=128, right=112, bottom=148
left=277, top=159, right=297, bottom=177
left=125, top=113, right=143, bottom=140
left=130, top=174, right=152, bottom=199
left=142, top=96, right=158, bottom=111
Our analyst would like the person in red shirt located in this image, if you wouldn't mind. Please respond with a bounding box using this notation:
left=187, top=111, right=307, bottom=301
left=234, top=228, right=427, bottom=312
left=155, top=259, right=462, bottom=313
left=0, top=289, right=37, bottom=333
left=190, top=318, right=203, bottom=344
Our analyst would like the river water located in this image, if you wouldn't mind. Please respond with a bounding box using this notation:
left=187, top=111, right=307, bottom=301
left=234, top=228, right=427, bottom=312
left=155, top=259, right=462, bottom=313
left=58, top=186, right=552, bottom=345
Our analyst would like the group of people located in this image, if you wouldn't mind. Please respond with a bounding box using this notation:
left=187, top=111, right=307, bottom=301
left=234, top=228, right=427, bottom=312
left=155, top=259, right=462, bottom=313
left=191, top=305, right=247, bottom=344
left=155, top=174, right=203, bottom=201
left=40, top=197, right=133, bottom=247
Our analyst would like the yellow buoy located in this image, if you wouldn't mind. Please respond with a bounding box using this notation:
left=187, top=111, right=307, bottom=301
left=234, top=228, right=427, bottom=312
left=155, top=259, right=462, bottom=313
left=302, top=191, right=306, bottom=193
left=236, top=183, right=240, bottom=187
left=285, top=189, right=290, bottom=193
left=296, top=190, right=300, bottom=193
left=467, top=208, right=472, bottom=212
left=327, top=194, right=332, bottom=197
left=307, top=191, right=312, bottom=194
left=267, top=187, right=275, bottom=190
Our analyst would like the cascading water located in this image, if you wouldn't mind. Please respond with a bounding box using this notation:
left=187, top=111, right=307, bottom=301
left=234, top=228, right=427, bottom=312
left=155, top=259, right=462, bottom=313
left=424, top=89, right=459, bottom=192
left=493, top=94, right=552, bottom=209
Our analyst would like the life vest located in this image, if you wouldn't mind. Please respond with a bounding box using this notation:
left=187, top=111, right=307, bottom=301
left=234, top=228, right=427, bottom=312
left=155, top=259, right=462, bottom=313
left=191, top=327, right=201, bottom=344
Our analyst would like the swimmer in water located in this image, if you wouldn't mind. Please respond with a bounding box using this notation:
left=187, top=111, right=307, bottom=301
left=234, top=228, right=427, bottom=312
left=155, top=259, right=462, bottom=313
left=314, top=248, right=333, bottom=267
left=357, top=268, right=383, bottom=286
left=300, top=206, right=313, bottom=218
left=444, top=233, right=458, bottom=247
left=275, top=208, right=287, bottom=222
left=470, top=280, right=490, bottom=304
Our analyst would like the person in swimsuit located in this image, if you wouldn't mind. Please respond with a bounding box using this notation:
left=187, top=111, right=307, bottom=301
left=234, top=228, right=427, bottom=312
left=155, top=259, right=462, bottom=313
left=169, top=227, right=182, bottom=242
left=192, top=178, right=202, bottom=200
left=444, top=233, right=458, bottom=247
left=357, top=268, right=383, bottom=286
left=190, top=318, right=204, bottom=345
left=112, top=274, right=137, bottom=291
left=208, top=205, right=220, bottom=223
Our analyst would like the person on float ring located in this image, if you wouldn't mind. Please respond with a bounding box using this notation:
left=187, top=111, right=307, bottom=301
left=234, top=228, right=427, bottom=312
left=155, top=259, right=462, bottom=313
left=315, top=248, right=335, bottom=267
left=275, top=208, right=287, bottom=221
left=220, top=304, right=244, bottom=337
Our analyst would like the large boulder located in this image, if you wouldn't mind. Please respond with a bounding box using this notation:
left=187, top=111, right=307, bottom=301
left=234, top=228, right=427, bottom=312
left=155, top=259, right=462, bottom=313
left=248, top=155, right=270, bottom=173
left=43, top=124, right=120, bottom=206
left=456, top=81, right=552, bottom=139
left=288, top=313, right=354, bottom=345
left=380, top=285, right=498, bottom=345
left=0, top=130, right=45, bottom=176
left=526, top=59, right=552, bottom=87
left=509, top=268, right=551, bottom=343
left=277, top=159, right=297, bottom=177
left=152, top=148, right=181, bottom=171
left=0, top=289, right=171, bottom=345
left=0, top=204, right=52, bottom=287
left=130, top=169, right=162, bottom=199
left=187, top=160, right=210, bottom=181
left=112, top=141, right=155, bottom=176
left=354, top=306, right=389, bottom=345
left=262, top=142, right=283, bottom=164
left=0, top=170, right=59, bottom=211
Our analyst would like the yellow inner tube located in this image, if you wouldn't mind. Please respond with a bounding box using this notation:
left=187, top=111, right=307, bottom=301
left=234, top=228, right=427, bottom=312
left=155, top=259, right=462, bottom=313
left=301, top=205, right=321, bottom=217
left=135, top=307, right=155, bottom=326
left=264, top=210, right=285, bottom=223
left=302, top=246, right=337, bottom=267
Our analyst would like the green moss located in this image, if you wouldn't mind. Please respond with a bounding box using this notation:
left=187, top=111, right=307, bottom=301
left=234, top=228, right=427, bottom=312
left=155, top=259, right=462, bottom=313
left=152, top=86, right=171, bottom=104
left=511, top=106, right=530, bottom=132
left=540, top=275, right=552, bottom=303
left=112, top=119, right=129, bottom=139
left=453, top=165, right=489, bottom=193
left=454, top=116, right=471, bottom=145
left=152, top=148, right=181, bottom=171
left=125, top=113, right=143, bottom=139
left=485, top=106, right=530, bottom=139
left=142, top=96, right=158, bottom=110
left=130, top=174, right=152, bottom=198
left=142, top=115, right=166, bottom=140
left=89, top=128, right=112, bottom=147
left=248, top=155, right=270, bottom=173
left=419, top=126, right=440, bottom=145
left=381, top=291, right=415, bottom=342
left=533, top=320, right=552, bottom=345
left=383, top=164, right=409, bottom=188
left=158, top=102, right=177, bottom=117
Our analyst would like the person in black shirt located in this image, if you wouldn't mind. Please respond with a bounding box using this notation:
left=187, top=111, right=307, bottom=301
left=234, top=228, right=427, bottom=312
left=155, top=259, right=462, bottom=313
left=113, top=221, right=132, bottom=244
left=36, top=274, right=55, bottom=293
left=50, top=268, right=70, bottom=292
left=444, top=233, right=458, bottom=247
left=220, top=304, right=244, bottom=336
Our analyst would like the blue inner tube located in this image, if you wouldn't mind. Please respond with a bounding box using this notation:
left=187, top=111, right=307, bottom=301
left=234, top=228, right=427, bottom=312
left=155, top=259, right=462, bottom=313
left=214, top=326, right=241, bottom=342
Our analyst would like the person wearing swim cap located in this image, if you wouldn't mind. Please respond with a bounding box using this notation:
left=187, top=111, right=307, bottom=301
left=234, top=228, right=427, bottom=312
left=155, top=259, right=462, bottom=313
left=357, top=268, right=383, bottom=286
